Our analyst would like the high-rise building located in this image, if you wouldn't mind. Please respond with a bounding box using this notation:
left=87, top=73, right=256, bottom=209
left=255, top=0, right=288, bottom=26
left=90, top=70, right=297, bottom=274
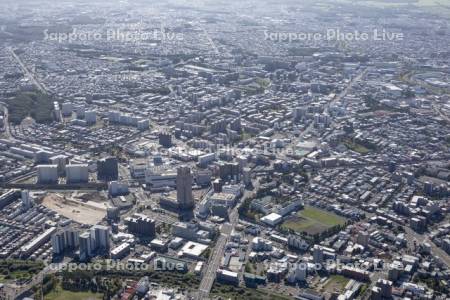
left=293, top=107, right=307, bottom=121
left=51, top=231, right=66, bottom=255
left=213, top=179, right=223, bottom=193
left=66, top=164, right=89, bottom=184
left=243, top=167, right=252, bottom=186
left=64, top=229, right=80, bottom=249
left=50, top=154, right=68, bottom=176
left=177, top=166, right=194, bottom=210
left=85, top=110, right=97, bottom=125
left=37, top=165, right=58, bottom=184
left=108, top=181, right=129, bottom=197
left=159, top=132, right=173, bottom=148
left=357, top=231, right=369, bottom=248
left=21, top=190, right=32, bottom=211
left=287, top=263, right=307, bottom=283
left=35, top=150, right=52, bottom=164
left=424, top=181, right=434, bottom=195
left=97, top=157, right=119, bottom=181
left=61, top=102, right=73, bottom=117
left=375, top=279, right=393, bottom=298
left=312, top=245, right=324, bottom=264
left=218, top=162, right=240, bottom=181
left=75, top=105, right=85, bottom=119
left=79, top=232, right=94, bottom=262
left=91, top=225, right=110, bottom=251
left=125, top=214, right=156, bottom=237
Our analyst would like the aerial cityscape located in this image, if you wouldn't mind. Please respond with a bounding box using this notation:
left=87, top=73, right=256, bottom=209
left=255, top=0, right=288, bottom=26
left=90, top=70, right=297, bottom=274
left=0, top=0, right=450, bottom=299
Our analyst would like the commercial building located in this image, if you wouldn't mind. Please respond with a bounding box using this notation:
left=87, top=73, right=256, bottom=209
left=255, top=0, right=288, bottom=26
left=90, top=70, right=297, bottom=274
left=125, top=214, right=156, bottom=237
left=260, top=213, right=283, bottom=227
left=172, top=222, right=213, bottom=243
left=111, top=242, right=131, bottom=259
left=179, top=241, right=208, bottom=259
left=145, top=169, right=177, bottom=191
left=20, top=227, right=56, bottom=257
left=97, top=157, right=119, bottom=181
left=0, top=189, right=21, bottom=209
left=61, top=102, right=73, bottom=117
left=216, top=269, right=239, bottom=285
left=108, top=181, right=129, bottom=196
left=159, top=132, right=173, bottom=148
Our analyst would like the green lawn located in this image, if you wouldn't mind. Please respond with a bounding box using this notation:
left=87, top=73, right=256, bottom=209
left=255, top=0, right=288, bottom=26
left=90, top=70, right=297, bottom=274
left=343, top=139, right=371, bottom=155
left=282, top=206, right=346, bottom=235
left=45, top=285, right=103, bottom=300
left=0, top=260, right=44, bottom=282
left=323, top=275, right=350, bottom=293
left=211, top=283, right=293, bottom=300
left=301, top=207, right=346, bottom=227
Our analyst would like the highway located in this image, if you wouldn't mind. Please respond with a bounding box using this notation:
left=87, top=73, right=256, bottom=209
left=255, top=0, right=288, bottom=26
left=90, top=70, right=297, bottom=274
left=404, top=226, right=450, bottom=267
left=0, top=102, right=13, bottom=139
left=433, top=104, right=450, bottom=124
left=196, top=191, right=245, bottom=299
left=278, top=67, right=368, bottom=160
left=197, top=232, right=228, bottom=299
left=197, top=23, right=220, bottom=57
left=8, top=47, right=48, bottom=94
left=303, top=67, right=367, bottom=141
left=312, top=156, right=450, bottom=171
left=362, top=225, right=450, bottom=299
left=327, top=68, right=368, bottom=113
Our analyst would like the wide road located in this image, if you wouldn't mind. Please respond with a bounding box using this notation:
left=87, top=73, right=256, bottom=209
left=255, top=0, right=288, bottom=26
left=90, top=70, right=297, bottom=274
left=219, top=69, right=373, bottom=300
left=313, top=156, right=450, bottom=171
left=0, top=102, right=13, bottom=139
left=325, top=69, right=367, bottom=122
left=197, top=22, right=220, bottom=57
left=278, top=67, right=368, bottom=160
left=404, top=226, right=450, bottom=267
left=196, top=191, right=245, bottom=299
left=2, top=262, right=66, bottom=300
left=8, top=47, right=48, bottom=94
left=433, top=104, right=450, bottom=124
left=323, top=67, right=368, bottom=126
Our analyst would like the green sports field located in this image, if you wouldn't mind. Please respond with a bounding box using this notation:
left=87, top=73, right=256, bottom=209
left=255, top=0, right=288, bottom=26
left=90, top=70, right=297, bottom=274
left=45, top=286, right=103, bottom=300
left=281, top=206, right=346, bottom=235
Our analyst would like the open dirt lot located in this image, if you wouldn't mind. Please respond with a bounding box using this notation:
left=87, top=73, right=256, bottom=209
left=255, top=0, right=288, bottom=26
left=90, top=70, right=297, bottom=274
left=42, top=193, right=107, bottom=225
